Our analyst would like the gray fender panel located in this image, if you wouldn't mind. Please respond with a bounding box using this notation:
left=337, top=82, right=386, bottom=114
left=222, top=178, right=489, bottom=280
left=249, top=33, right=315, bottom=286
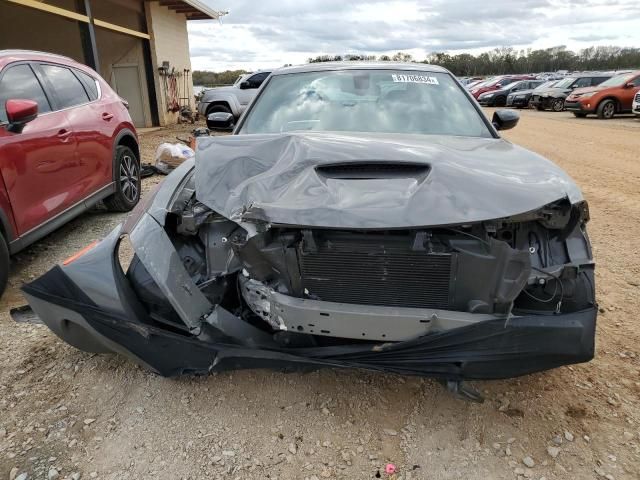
left=128, top=212, right=211, bottom=331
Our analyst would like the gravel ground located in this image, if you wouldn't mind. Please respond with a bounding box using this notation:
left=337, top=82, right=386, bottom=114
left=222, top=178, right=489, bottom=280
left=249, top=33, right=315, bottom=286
left=1, top=111, right=640, bottom=480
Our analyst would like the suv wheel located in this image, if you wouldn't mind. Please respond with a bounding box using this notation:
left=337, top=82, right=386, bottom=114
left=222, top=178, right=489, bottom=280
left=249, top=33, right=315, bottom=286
left=495, top=96, right=506, bottom=107
left=0, top=232, right=10, bottom=297
left=551, top=98, right=564, bottom=112
left=104, top=146, right=141, bottom=212
left=597, top=99, right=615, bottom=119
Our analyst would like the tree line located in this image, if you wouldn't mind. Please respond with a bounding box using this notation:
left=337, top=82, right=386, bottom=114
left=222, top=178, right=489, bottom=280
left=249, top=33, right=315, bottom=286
left=192, top=69, right=247, bottom=86
left=192, top=46, right=640, bottom=84
left=307, top=46, right=640, bottom=76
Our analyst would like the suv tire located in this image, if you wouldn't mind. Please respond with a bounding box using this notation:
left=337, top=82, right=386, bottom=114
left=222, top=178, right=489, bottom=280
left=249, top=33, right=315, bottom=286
left=0, top=231, right=10, bottom=297
left=597, top=99, right=615, bottom=119
left=104, top=146, right=141, bottom=212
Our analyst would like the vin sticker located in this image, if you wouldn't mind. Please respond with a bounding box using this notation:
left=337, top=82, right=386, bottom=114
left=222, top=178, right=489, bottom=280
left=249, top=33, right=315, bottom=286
left=391, top=74, right=439, bottom=85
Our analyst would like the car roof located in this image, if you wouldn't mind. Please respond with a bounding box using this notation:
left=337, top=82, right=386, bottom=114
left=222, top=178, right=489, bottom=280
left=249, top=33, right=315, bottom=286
left=271, top=62, right=449, bottom=76
left=0, top=49, right=97, bottom=76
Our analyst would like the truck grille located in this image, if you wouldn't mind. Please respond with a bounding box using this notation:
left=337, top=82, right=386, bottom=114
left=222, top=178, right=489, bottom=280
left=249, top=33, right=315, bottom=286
left=298, top=234, right=452, bottom=309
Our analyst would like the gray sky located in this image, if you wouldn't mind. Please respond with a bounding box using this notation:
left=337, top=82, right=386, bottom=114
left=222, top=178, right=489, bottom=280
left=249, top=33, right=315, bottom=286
left=189, top=0, right=640, bottom=71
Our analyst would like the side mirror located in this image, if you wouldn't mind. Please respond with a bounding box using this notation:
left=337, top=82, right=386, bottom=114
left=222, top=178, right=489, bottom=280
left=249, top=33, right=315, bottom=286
left=239, top=81, right=252, bottom=90
left=492, top=109, right=519, bottom=131
left=624, top=82, right=634, bottom=89
left=5, top=99, right=38, bottom=133
left=207, top=112, right=235, bottom=131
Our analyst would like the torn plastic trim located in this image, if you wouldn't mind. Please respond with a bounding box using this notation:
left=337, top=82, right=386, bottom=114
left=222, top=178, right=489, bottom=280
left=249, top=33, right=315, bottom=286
left=240, top=276, right=504, bottom=342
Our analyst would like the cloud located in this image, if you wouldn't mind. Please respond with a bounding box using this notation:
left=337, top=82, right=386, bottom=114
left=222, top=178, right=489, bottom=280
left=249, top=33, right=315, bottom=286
left=188, top=0, right=639, bottom=71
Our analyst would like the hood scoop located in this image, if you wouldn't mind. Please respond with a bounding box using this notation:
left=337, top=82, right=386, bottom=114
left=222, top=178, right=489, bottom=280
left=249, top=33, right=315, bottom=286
left=316, top=162, right=430, bottom=180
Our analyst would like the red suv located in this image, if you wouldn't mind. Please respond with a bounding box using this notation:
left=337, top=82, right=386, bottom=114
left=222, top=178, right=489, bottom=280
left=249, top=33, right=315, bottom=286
left=564, top=71, right=640, bottom=119
left=0, top=50, right=141, bottom=295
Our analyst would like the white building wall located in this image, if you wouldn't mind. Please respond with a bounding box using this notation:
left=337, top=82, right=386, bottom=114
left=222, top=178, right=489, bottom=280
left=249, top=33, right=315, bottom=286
left=145, top=2, right=195, bottom=126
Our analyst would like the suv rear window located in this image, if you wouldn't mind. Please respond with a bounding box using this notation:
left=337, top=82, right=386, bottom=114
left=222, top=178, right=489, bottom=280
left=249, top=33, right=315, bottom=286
left=40, top=64, right=90, bottom=109
left=74, top=70, right=99, bottom=101
left=0, top=64, right=52, bottom=123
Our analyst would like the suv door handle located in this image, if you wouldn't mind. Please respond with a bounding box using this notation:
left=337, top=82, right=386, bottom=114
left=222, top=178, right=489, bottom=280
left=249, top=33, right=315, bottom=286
left=57, top=129, right=71, bottom=140
left=102, top=112, right=114, bottom=121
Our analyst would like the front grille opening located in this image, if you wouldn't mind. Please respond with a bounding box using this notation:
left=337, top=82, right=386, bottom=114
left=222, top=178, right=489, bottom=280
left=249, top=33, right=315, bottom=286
left=298, top=231, right=452, bottom=309
left=316, top=162, right=430, bottom=180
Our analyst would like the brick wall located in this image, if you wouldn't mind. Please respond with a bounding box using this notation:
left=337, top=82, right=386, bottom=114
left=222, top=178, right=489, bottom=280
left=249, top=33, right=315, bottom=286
left=145, top=2, right=195, bottom=126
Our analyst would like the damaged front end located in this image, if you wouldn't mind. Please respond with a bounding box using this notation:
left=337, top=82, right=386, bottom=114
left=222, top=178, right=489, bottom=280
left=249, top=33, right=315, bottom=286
left=22, top=158, right=596, bottom=380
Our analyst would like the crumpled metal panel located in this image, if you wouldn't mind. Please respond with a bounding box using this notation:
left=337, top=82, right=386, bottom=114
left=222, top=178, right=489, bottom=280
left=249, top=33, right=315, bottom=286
left=194, top=132, right=583, bottom=229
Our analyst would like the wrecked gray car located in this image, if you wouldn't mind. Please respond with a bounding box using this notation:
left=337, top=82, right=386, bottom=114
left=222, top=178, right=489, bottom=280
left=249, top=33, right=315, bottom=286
left=22, top=63, right=596, bottom=391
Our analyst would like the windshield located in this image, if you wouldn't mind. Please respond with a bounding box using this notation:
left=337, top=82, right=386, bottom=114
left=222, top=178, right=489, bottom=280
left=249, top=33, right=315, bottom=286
left=240, top=69, right=492, bottom=138
left=537, top=80, right=557, bottom=89
left=598, top=73, right=638, bottom=87
left=502, top=81, right=521, bottom=90
left=553, top=77, right=576, bottom=88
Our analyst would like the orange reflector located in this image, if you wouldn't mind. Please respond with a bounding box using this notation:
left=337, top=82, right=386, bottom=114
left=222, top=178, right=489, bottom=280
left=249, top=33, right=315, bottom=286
left=63, top=240, right=99, bottom=265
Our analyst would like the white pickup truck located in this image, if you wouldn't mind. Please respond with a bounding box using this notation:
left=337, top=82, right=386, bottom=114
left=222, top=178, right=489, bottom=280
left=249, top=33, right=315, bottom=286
left=196, top=71, right=271, bottom=120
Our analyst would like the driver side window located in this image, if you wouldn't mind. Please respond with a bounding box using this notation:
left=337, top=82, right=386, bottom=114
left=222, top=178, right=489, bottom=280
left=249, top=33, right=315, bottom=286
left=247, top=72, right=270, bottom=88
left=0, top=64, right=51, bottom=123
left=573, top=78, right=591, bottom=88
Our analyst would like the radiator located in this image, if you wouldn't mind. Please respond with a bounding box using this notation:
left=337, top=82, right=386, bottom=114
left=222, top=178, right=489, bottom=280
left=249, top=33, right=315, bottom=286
left=298, top=234, right=452, bottom=309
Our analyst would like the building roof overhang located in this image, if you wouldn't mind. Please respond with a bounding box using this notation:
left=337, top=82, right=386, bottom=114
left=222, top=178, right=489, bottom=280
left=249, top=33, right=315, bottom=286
left=155, top=0, right=227, bottom=20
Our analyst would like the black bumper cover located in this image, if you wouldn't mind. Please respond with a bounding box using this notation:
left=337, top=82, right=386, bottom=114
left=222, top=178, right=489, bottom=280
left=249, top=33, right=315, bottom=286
left=564, top=101, right=593, bottom=113
left=23, top=266, right=597, bottom=380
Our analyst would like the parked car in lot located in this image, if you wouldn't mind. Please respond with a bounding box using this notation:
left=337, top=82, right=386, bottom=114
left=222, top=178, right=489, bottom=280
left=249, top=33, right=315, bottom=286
left=465, top=79, right=487, bottom=90
left=478, top=79, right=544, bottom=107
left=24, top=63, right=596, bottom=387
left=470, top=75, right=533, bottom=99
left=564, top=71, right=640, bottom=119
left=634, top=91, right=640, bottom=117
left=506, top=80, right=558, bottom=108
left=197, top=70, right=271, bottom=122
left=530, top=74, right=612, bottom=112
left=0, top=50, right=140, bottom=296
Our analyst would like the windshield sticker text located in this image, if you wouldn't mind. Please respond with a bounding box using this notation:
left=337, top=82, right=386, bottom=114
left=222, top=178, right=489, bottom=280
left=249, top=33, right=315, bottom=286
left=391, top=74, right=439, bottom=85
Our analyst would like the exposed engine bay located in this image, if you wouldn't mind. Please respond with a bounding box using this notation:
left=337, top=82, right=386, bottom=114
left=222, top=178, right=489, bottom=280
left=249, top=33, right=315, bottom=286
left=126, top=170, right=594, bottom=349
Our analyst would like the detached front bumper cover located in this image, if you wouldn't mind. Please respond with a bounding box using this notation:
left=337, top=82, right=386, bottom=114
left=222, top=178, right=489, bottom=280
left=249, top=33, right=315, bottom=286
left=23, top=258, right=597, bottom=380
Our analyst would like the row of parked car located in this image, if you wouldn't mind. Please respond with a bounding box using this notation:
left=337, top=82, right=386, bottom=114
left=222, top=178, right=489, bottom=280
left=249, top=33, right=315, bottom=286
left=465, top=71, right=640, bottom=119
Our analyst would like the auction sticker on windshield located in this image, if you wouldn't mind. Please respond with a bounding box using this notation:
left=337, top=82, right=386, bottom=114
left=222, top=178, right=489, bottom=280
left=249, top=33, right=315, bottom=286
left=391, top=74, right=439, bottom=84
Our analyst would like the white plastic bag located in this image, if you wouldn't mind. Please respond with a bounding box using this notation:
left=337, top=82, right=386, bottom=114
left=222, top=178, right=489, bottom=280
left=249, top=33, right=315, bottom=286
left=154, top=143, right=195, bottom=175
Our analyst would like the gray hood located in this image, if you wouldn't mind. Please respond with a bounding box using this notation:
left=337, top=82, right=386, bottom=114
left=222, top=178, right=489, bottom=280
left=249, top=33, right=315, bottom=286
left=195, top=132, right=582, bottom=229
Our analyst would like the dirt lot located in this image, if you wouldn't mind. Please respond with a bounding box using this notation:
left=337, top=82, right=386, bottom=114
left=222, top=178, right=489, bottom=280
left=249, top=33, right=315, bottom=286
left=1, top=111, right=640, bottom=480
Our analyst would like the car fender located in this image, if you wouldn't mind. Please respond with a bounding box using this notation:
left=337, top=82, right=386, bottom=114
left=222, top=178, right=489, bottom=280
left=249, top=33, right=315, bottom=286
left=0, top=182, right=16, bottom=244
left=595, top=95, right=621, bottom=111
left=201, top=91, right=242, bottom=117
left=112, top=127, right=138, bottom=181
